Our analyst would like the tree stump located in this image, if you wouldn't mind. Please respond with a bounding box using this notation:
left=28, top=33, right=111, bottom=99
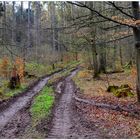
left=8, top=66, right=21, bottom=89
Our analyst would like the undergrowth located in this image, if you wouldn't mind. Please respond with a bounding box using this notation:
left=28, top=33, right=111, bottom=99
left=0, top=59, right=80, bottom=102
left=0, top=84, right=27, bottom=101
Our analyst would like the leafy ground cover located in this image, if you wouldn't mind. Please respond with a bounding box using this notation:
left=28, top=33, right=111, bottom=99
left=73, top=67, right=137, bottom=102
left=73, top=66, right=140, bottom=138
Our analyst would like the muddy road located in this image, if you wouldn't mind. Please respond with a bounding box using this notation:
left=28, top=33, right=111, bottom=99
left=0, top=69, right=67, bottom=138
left=0, top=68, right=103, bottom=138
left=48, top=70, right=78, bottom=138
left=0, top=77, right=50, bottom=131
left=48, top=69, right=102, bottom=139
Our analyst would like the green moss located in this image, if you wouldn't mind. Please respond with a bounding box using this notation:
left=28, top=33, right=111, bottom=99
left=30, top=86, right=54, bottom=126
left=107, top=84, right=134, bottom=98
left=107, top=85, right=119, bottom=92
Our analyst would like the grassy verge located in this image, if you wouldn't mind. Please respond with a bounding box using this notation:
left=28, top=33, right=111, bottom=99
left=30, top=86, right=54, bottom=126
left=0, top=84, right=27, bottom=102
left=22, top=85, right=55, bottom=138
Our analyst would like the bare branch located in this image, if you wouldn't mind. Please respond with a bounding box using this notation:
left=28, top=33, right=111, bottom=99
left=67, top=1, right=135, bottom=28
left=109, top=2, right=134, bottom=19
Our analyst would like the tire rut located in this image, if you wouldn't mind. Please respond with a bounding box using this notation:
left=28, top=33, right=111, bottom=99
left=48, top=70, right=78, bottom=139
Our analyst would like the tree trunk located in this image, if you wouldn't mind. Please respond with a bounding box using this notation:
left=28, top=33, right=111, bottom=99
left=99, top=45, right=106, bottom=73
left=3, top=1, right=6, bottom=57
left=12, top=2, right=15, bottom=44
left=90, top=2, right=99, bottom=78
left=34, top=2, right=41, bottom=63
left=113, top=43, right=117, bottom=71
left=119, top=45, right=123, bottom=67
left=50, top=2, right=58, bottom=52
left=91, top=40, right=99, bottom=78
left=27, top=2, right=31, bottom=48
left=132, top=2, right=140, bottom=102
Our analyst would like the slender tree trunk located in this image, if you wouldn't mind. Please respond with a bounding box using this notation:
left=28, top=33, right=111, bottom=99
left=99, top=44, right=106, bottom=73
left=91, top=37, right=99, bottom=77
left=12, top=2, right=15, bottom=44
left=3, top=1, right=6, bottom=57
left=132, top=2, right=140, bottom=102
left=34, top=1, right=41, bottom=63
left=27, top=2, right=30, bottom=48
left=60, top=2, right=65, bottom=62
left=20, top=2, right=25, bottom=60
left=113, top=42, right=117, bottom=71
left=119, top=45, right=123, bottom=67
left=50, top=2, right=58, bottom=52
left=90, top=2, right=99, bottom=77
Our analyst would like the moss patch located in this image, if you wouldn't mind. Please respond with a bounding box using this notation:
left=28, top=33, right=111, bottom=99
left=107, top=84, right=134, bottom=98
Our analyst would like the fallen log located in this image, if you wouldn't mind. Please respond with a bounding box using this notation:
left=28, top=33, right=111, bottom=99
left=105, top=70, right=124, bottom=74
left=73, top=95, right=140, bottom=119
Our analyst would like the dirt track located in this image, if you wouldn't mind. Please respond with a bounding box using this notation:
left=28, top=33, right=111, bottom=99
left=48, top=70, right=78, bottom=138
left=48, top=69, right=103, bottom=139
left=0, top=68, right=104, bottom=139
left=0, top=70, right=64, bottom=138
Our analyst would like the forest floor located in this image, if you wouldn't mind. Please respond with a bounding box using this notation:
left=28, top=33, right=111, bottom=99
left=72, top=67, right=140, bottom=138
left=0, top=65, right=140, bottom=138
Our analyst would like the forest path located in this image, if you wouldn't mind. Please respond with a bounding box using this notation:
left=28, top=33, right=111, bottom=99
left=48, top=69, right=78, bottom=138
left=0, top=69, right=65, bottom=134
left=48, top=68, right=104, bottom=139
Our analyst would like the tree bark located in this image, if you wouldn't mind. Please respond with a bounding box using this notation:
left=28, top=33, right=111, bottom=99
left=113, top=43, right=117, bottom=71
left=12, top=2, right=15, bottom=44
left=91, top=38, right=99, bottom=77
left=132, top=2, right=140, bottom=102
left=34, top=1, right=41, bottom=63
left=27, top=2, right=31, bottom=48
left=119, top=45, right=123, bottom=67
left=99, top=45, right=106, bottom=73
left=50, top=2, right=58, bottom=52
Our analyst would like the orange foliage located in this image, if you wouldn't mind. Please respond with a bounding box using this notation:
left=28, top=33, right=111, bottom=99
left=15, top=57, right=25, bottom=82
left=0, top=56, right=10, bottom=78
left=131, top=66, right=137, bottom=77
left=111, top=16, right=134, bottom=26
left=0, top=56, right=25, bottom=83
left=111, top=16, right=140, bottom=26
left=11, top=65, right=18, bottom=77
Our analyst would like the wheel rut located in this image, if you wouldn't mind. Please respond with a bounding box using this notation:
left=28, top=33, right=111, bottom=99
left=48, top=70, right=78, bottom=138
